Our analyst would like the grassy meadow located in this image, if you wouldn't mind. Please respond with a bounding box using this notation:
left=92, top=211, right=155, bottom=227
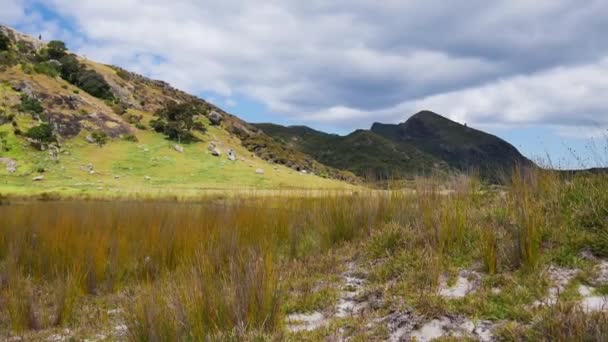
left=1, top=168, right=608, bottom=341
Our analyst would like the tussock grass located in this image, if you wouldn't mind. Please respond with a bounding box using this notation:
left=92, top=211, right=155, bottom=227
left=1, top=167, right=608, bottom=339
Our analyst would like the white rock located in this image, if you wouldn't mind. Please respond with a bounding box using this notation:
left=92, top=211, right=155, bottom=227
left=32, top=175, right=44, bottom=181
left=255, top=168, right=264, bottom=175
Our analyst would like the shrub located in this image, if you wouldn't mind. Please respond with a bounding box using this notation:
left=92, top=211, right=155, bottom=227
left=0, top=31, right=11, bottom=51
left=90, top=130, right=108, bottom=147
left=19, top=95, right=44, bottom=115
left=47, top=40, right=67, bottom=60
left=33, top=61, right=60, bottom=77
left=0, top=131, right=9, bottom=152
left=25, top=123, right=55, bottom=143
left=58, top=54, right=114, bottom=100
left=122, top=134, right=138, bottom=142
left=111, top=102, right=128, bottom=115
left=135, top=122, right=146, bottom=130
left=77, top=70, right=114, bottom=100
left=0, top=51, right=18, bottom=67
left=116, top=69, right=130, bottom=80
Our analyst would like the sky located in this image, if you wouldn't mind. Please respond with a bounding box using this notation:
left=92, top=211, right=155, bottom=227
left=2, top=0, right=608, bottom=169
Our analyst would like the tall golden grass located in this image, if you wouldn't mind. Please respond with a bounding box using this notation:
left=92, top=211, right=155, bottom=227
left=1, top=166, right=607, bottom=339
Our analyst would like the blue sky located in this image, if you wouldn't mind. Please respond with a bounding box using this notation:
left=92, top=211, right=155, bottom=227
left=3, top=0, right=608, bottom=169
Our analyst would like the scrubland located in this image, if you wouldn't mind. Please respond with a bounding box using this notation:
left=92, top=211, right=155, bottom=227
left=1, top=167, right=608, bottom=341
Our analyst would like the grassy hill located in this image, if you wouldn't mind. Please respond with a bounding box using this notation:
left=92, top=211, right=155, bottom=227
left=0, top=25, right=356, bottom=196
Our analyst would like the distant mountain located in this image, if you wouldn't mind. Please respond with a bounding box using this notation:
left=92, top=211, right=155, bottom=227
left=254, top=123, right=447, bottom=179
left=255, top=111, right=534, bottom=181
left=371, top=111, right=534, bottom=179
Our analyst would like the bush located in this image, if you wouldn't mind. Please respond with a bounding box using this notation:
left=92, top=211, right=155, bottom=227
left=47, top=40, right=67, bottom=60
left=58, top=54, right=114, bottom=100
left=116, top=69, right=130, bottom=80
left=33, top=61, right=60, bottom=78
left=122, top=134, right=138, bottom=142
left=77, top=70, right=114, bottom=100
left=135, top=122, right=146, bottom=130
left=25, top=123, right=55, bottom=143
left=0, top=51, right=18, bottom=68
left=0, top=131, right=9, bottom=152
left=19, top=95, right=43, bottom=115
left=90, top=130, right=108, bottom=147
left=111, top=102, right=128, bottom=115
left=0, top=31, right=10, bottom=51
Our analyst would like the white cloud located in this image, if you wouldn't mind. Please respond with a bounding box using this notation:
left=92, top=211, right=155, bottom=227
left=6, top=0, right=608, bottom=136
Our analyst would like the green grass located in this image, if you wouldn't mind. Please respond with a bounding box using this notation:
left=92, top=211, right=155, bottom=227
left=0, top=120, right=354, bottom=196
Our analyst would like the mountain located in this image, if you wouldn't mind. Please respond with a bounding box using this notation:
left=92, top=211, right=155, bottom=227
left=371, top=110, right=534, bottom=179
left=255, top=123, right=448, bottom=180
left=0, top=25, right=356, bottom=193
left=255, top=111, right=533, bottom=181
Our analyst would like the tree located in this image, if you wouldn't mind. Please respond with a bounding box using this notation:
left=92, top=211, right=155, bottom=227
left=0, top=31, right=11, bottom=51
left=91, top=130, right=108, bottom=147
left=152, top=101, right=202, bottom=142
left=47, top=40, right=67, bottom=60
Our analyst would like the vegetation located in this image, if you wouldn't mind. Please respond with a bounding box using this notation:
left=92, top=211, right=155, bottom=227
left=0, top=31, right=11, bottom=51
left=90, top=130, right=108, bottom=147
left=46, top=40, right=67, bottom=60
left=33, top=61, right=60, bottom=77
left=1, top=169, right=607, bottom=340
left=18, top=94, right=43, bottom=115
left=151, top=101, right=202, bottom=142
left=255, top=111, right=531, bottom=182
left=25, top=123, right=54, bottom=143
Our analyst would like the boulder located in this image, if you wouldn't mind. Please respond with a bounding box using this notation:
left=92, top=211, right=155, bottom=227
left=227, top=149, right=236, bottom=161
left=0, top=158, right=17, bottom=173
left=48, top=59, right=63, bottom=68
left=32, top=175, right=44, bottom=181
left=174, top=144, right=184, bottom=153
left=208, top=111, right=223, bottom=126
left=85, top=134, right=96, bottom=144
left=255, top=168, right=264, bottom=175
left=11, top=81, right=36, bottom=98
left=211, top=148, right=221, bottom=156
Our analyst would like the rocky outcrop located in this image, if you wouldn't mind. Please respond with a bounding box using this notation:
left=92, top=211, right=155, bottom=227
left=208, top=111, right=223, bottom=126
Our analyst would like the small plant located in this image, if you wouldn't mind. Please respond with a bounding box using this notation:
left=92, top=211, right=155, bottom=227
left=111, top=102, right=128, bottom=115
left=90, top=130, right=108, bottom=147
left=0, top=131, right=9, bottom=151
left=122, top=134, right=138, bottom=142
left=18, top=94, right=44, bottom=115
left=116, top=69, right=130, bottom=80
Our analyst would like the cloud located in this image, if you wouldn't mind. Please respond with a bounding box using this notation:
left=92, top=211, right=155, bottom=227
left=6, top=0, right=608, bottom=136
left=306, top=58, right=608, bottom=136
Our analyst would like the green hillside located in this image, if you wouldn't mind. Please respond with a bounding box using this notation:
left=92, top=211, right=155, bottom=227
left=256, top=111, right=533, bottom=182
left=255, top=123, right=448, bottom=179
left=0, top=26, right=355, bottom=196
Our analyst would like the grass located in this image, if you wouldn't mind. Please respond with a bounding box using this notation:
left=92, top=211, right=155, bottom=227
left=1, top=167, right=607, bottom=340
